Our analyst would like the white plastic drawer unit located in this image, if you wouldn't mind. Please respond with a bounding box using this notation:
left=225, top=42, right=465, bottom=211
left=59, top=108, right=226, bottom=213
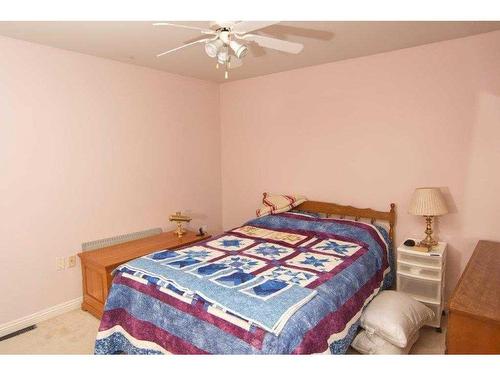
left=396, top=241, right=447, bottom=330
left=397, top=273, right=441, bottom=303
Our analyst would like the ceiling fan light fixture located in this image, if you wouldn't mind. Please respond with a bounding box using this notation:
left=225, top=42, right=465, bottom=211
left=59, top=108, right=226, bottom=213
left=205, top=39, right=224, bottom=58
left=229, top=40, right=248, bottom=59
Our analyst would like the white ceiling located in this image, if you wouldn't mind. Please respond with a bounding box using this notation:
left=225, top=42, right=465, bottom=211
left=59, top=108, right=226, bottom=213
left=0, top=21, right=499, bottom=82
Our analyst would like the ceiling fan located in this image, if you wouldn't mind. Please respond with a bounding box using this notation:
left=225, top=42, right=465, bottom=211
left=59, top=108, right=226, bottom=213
left=153, top=21, right=304, bottom=79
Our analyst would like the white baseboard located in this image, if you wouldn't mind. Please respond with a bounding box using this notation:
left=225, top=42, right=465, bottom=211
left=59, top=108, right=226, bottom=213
left=0, top=297, right=83, bottom=339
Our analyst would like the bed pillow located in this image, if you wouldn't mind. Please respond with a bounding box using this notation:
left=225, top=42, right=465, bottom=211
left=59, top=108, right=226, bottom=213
left=360, top=290, right=434, bottom=348
left=352, top=329, right=419, bottom=354
left=256, top=193, right=307, bottom=217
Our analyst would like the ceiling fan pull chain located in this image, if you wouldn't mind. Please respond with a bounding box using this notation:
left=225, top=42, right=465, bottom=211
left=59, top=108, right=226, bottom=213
left=224, top=42, right=229, bottom=79
left=225, top=56, right=229, bottom=78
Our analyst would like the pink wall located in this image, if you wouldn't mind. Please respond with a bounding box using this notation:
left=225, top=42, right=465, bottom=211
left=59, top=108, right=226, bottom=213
left=0, top=36, right=222, bottom=324
left=220, top=30, right=500, bottom=300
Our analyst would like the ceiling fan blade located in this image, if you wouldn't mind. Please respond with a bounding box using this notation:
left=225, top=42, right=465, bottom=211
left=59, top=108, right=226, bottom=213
left=240, top=34, right=303, bottom=54
left=231, top=21, right=280, bottom=34
left=156, top=38, right=213, bottom=57
left=153, top=22, right=215, bottom=34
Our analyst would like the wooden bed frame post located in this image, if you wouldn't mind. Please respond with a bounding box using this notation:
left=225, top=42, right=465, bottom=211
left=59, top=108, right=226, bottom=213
left=389, top=203, right=396, bottom=245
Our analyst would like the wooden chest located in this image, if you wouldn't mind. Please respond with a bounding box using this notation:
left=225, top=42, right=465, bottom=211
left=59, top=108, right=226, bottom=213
left=78, top=230, right=210, bottom=319
left=446, top=240, right=500, bottom=354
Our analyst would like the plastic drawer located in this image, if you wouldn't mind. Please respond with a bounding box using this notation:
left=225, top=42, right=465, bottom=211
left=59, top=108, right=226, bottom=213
left=398, top=251, right=442, bottom=268
left=397, top=273, right=441, bottom=303
left=397, top=262, right=441, bottom=281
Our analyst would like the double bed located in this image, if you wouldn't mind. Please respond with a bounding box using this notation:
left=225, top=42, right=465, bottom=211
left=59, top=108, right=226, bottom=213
left=94, top=200, right=396, bottom=354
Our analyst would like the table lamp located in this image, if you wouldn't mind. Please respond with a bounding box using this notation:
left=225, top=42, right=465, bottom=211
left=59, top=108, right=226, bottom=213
left=408, top=187, right=448, bottom=248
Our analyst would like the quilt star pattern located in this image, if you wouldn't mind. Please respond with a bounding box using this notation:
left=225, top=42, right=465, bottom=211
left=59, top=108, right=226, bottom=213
left=212, top=255, right=266, bottom=273
left=285, top=252, right=343, bottom=272
left=243, top=242, right=294, bottom=260
left=207, top=235, right=255, bottom=251
left=311, top=239, right=362, bottom=257
left=259, top=266, right=318, bottom=287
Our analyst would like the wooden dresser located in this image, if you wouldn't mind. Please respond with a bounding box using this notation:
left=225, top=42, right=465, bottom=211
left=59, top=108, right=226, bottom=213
left=78, top=230, right=210, bottom=319
left=447, top=240, right=500, bottom=354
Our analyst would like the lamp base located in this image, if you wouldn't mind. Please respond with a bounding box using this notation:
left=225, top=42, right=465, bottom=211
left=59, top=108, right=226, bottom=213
left=418, top=215, right=438, bottom=249
left=418, top=238, right=438, bottom=248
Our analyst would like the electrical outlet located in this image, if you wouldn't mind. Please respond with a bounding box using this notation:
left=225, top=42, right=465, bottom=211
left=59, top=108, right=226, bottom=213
left=68, top=255, right=77, bottom=268
left=56, top=257, right=66, bottom=271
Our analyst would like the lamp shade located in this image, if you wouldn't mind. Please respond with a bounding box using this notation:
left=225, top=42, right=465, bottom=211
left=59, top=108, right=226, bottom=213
left=408, top=187, right=448, bottom=216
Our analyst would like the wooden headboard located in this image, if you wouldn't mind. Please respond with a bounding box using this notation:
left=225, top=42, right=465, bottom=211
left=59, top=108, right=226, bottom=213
left=294, top=201, right=396, bottom=244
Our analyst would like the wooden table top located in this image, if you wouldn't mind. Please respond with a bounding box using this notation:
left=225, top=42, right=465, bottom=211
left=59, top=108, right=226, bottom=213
left=449, top=240, right=500, bottom=323
left=78, top=230, right=210, bottom=268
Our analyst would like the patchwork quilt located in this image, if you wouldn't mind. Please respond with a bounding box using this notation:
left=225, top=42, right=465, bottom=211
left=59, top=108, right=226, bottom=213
left=95, top=212, right=394, bottom=354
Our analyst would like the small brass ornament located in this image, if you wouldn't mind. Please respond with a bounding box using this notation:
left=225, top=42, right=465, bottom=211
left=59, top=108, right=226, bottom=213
left=169, top=211, right=191, bottom=238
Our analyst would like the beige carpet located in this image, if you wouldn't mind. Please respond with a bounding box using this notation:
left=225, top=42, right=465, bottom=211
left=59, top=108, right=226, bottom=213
left=0, top=309, right=446, bottom=354
left=0, top=310, right=100, bottom=354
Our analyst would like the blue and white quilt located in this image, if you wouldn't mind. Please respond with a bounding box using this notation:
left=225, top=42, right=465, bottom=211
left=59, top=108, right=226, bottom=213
left=95, top=212, right=394, bottom=354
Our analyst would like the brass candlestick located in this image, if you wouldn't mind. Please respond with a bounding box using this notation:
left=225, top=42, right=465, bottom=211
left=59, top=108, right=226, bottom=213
left=169, top=211, right=191, bottom=238
left=419, top=215, right=438, bottom=248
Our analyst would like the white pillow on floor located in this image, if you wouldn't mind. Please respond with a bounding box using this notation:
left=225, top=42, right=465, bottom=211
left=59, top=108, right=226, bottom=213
left=360, top=290, right=434, bottom=348
left=352, top=329, right=419, bottom=354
